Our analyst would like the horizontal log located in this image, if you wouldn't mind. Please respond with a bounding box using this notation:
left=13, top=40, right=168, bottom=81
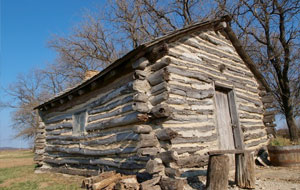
left=241, top=125, right=264, bottom=132
left=171, top=125, right=215, bottom=133
left=176, top=154, right=208, bottom=168
left=81, top=131, right=139, bottom=146
left=86, top=112, right=143, bottom=131
left=89, top=95, right=133, bottom=115
left=182, top=37, right=242, bottom=63
left=263, top=110, right=277, bottom=116
left=137, top=138, right=160, bottom=148
left=150, top=91, right=169, bottom=106
left=88, top=104, right=133, bottom=122
left=239, top=105, right=263, bottom=114
left=150, top=82, right=168, bottom=96
left=236, top=94, right=262, bottom=107
left=46, top=167, right=98, bottom=177
left=45, top=115, right=72, bottom=125
left=169, top=83, right=214, bottom=100
left=45, top=146, right=137, bottom=156
left=148, top=68, right=170, bottom=86
left=171, top=146, right=206, bottom=154
left=151, top=57, right=171, bottom=71
left=46, top=122, right=73, bottom=131
left=137, top=147, right=160, bottom=156
left=244, top=131, right=266, bottom=141
left=239, top=113, right=261, bottom=120
left=89, top=82, right=133, bottom=109
left=245, top=138, right=268, bottom=148
left=171, top=133, right=217, bottom=144
left=133, top=125, right=153, bottom=134
left=155, top=128, right=179, bottom=141
left=166, top=65, right=211, bottom=83
left=208, top=149, right=253, bottom=155
left=46, top=129, right=72, bottom=136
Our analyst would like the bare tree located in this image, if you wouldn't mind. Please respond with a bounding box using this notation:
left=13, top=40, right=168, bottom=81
left=0, top=71, right=49, bottom=140
left=216, top=0, right=300, bottom=141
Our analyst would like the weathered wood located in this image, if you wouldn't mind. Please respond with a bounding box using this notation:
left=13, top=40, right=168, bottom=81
left=176, top=154, right=208, bottom=168
left=169, top=84, right=214, bottom=100
left=239, top=105, right=263, bottom=114
left=133, top=93, right=148, bottom=103
left=146, top=159, right=165, bottom=174
left=166, top=65, right=212, bottom=83
left=88, top=104, right=133, bottom=122
left=208, top=149, right=253, bottom=155
left=89, top=82, right=134, bottom=109
left=150, top=91, right=169, bottom=106
left=141, top=176, right=161, bottom=190
left=132, top=57, right=149, bottom=70
left=235, top=152, right=255, bottom=189
left=156, top=129, right=179, bottom=141
left=115, top=177, right=139, bottom=190
left=151, top=104, right=171, bottom=118
left=133, top=102, right=149, bottom=113
left=206, top=155, right=229, bottom=190
left=244, top=131, right=266, bottom=141
left=46, top=122, right=73, bottom=131
left=133, top=125, right=152, bottom=134
left=47, top=167, right=99, bottom=177
left=89, top=95, right=133, bottom=115
left=137, top=138, right=159, bottom=148
left=134, top=70, right=147, bottom=80
left=158, top=151, right=179, bottom=165
left=45, top=146, right=137, bottom=156
left=171, top=134, right=217, bottom=144
left=148, top=68, right=170, bottom=86
left=228, top=90, right=244, bottom=149
left=165, top=167, right=181, bottom=178
left=151, top=82, right=168, bottom=95
left=82, top=132, right=139, bottom=146
left=133, top=80, right=151, bottom=93
left=92, top=173, right=122, bottom=190
left=145, top=43, right=169, bottom=63
left=159, top=177, right=186, bottom=190
left=86, top=112, right=143, bottom=131
left=151, top=57, right=171, bottom=71
left=137, top=147, right=159, bottom=156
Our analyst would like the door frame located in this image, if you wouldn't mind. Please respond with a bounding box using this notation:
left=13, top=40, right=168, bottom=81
left=213, top=84, right=245, bottom=150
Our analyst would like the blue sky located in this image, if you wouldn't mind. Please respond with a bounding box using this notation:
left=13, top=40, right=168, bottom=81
left=0, top=0, right=104, bottom=148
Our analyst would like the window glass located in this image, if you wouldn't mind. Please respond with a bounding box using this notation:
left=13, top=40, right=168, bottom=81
left=73, top=111, right=86, bottom=135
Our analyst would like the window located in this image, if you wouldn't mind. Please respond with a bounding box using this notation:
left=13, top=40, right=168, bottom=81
left=73, top=111, right=86, bottom=135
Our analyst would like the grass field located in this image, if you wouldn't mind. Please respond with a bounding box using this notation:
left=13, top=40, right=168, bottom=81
left=0, top=150, right=84, bottom=190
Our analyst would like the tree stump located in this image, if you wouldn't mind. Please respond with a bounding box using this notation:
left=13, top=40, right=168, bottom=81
left=235, top=152, right=255, bottom=189
left=206, top=154, right=229, bottom=190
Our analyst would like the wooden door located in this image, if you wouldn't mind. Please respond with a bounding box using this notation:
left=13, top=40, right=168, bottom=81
left=215, top=90, right=235, bottom=166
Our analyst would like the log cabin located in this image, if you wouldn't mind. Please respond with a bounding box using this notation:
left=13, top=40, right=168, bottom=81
left=34, top=16, right=276, bottom=177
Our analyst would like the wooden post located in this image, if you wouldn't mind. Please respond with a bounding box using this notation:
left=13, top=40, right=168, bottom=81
left=206, top=155, right=229, bottom=190
left=235, top=152, right=255, bottom=189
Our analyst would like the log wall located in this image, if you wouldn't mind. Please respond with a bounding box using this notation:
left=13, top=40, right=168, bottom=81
left=136, top=29, right=273, bottom=171
left=38, top=71, right=153, bottom=175
left=36, top=26, right=275, bottom=176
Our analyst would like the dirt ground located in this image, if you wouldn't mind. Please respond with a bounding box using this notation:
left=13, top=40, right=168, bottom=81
left=253, top=166, right=300, bottom=190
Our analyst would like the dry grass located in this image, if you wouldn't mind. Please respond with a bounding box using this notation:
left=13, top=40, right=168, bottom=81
left=0, top=150, right=84, bottom=190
